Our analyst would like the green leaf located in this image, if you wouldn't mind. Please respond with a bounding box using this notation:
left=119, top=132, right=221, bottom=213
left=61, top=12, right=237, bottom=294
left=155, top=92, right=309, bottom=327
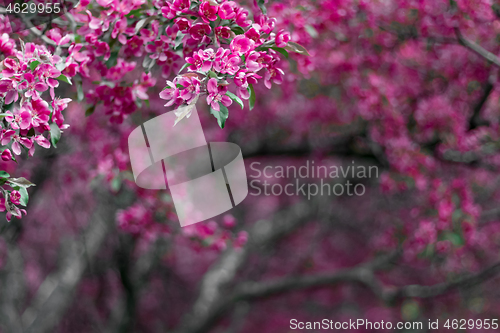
left=210, top=103, right=229, bottom=129
left=257, top=0, right=267, bottom=14
left=8, top=177, right=36, bottom=188
left=270, top=47, right=289, bottom=59
left=19, top=187, right=28, bottom=207
left=207, top=70, right=217, bottom=78
left=284, top=41, right=310, bottom=56
left=106, top=51, right=118, bottom=68
left=29, top=60, right=40, bottom=71
left=125, top=9, right=141, bottom=18
left=178, top=62, right=190, bottom=74
left=85, top=105, right=96, bottom=117
left=0, top=171, right=10, bottom=178
left=226, top=91, right=244, bottom=109
left=231, top=27, right=245, bottom=35
left=305, top=25, right=319, bottom=38
left=56, top=74, right=72, bottom=85
left=77, top=81, right=84, bottom=102
left=50, top=123, right=61, bottom=148
left=0, top=113, right=10, bottom=118
left=248, top=83, right=256, bottom=110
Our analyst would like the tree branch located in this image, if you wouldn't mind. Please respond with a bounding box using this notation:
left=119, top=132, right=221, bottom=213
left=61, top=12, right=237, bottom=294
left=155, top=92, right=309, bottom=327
left=455, top=28, right=500, bottom=67
left=173, top=199, right=323, bottom=333
left=21, top=186, right=120, bottom=333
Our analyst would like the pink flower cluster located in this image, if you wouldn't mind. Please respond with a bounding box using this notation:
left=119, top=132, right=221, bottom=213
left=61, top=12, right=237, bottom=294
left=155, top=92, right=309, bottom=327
left=0, top=37, right=73, bottom=220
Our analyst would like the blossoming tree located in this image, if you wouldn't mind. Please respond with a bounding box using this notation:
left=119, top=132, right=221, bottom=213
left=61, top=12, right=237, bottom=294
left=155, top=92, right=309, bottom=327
left=1, top=0, right=500, bottom=332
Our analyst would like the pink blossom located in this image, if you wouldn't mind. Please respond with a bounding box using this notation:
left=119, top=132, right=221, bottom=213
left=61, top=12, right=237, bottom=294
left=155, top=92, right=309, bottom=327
left=215, top=27, right=232, bottom=41
left=146, top=39, right=170, bottom=61
left=94, top=41, right=111, bottom=60
left=10, top=191, right=21, bottom=205
left=264, top=66, right=284, bottom=88
left=5, top=110, right=32, bottom=130
left=34, top=135, right=51, bottom=148
left=213, top=48, right=240, bottom=75
left=46, top=28, right=72, bottom=46
left=161, top=3, right=176, bottom=19
left=275, top=29, right=290, bottom=47
left=199, top=1, right=218, bottom=23
left=0, top=33, right=15, bottom=56
left=233, top=70, right=260, bottom=99
left=186, top=50, right=212, bottom=72
left=245, top=27, right=263, bottom=46
left=1, top=149, right=12, bottom=162
left=234, top=8, right=251, bottom=27
left=159, top=81, right=182, bottom=107
left=206, top=78, right=232, bottom=111
left=157, top=50, right=182, bottom=78
left=175, top=18, right=191, bottom=33
left=230, top=35, right=255, bottom=54
left=112, top=18, right=135, bottom=44
left=172, top=0, right=191, bottom=12
left=218, top=1, right=237, bottom=20
left=189, top=23, right=212, bottom=41
left=255, top=15, right=276, bottom=34
left=124, top=36, right=144, bottom=57
left=177, top=76, right=201, bottom=104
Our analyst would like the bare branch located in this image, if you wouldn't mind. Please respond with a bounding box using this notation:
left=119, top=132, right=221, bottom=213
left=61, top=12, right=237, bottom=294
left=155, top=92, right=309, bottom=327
left=21, top=187, right=119, bottom=333
left=455, top=28, right=500, bottom=67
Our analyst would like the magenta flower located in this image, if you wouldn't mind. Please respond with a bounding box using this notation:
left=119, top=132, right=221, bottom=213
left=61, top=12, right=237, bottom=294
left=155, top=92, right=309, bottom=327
left=275, top=29, right=291, bottom=47
left=94, top=41, right=111, bottom=60
left=158, top=50, right=181, bottom=78
left=46, top=28, right=72, bottom=46
left=172, top=0, right=191, bottom=12
left=20, top=73, right=48, bottom=99
left=140, top=21, right=160, bottom=43
left=1, top=57, right=20, bottom=77
left=161, top=3, right=176, bottom=19
left=256, top=15, right=276, bottom=34
left=245, top=27, right=263, bottom=46
left=159, top=81, right=182, bottom=107
left=29, top=98, right=51, bottom=128
left=124, top=36, right=144, bottom=57
left=51, top=98, right=72, bottom=128
left=199, top=1, right=218, bottom=23
left=145, top=39, right=169, bottom=61
left=230, top=35, right=255, bottom=54
left=186, top=50, right=213, bottom=72
left=177, top=76, right=201, bottom=104
left=206, top=78, right=232, bottom=111
left=34, top=135, right=50, bottom=148
left=175, top=18, right=191, bottom=33
left=0, top=33, right=15, bottom=57
left=0, top=79, right=19, bottom=104
left=233, top=70, right=260, bottom=99
left=112, top=18, right=135, bottom=44
left=158, top=50, right=182, bottom=78
left=215, top=26, right=232, bottom=41
left=10, top=191, right=21, bottom=205
left=5, top=109, right=32, bottom=130
left=213, top=48, right=240, bottom=75
left=234, top=8, right=251, bottom=27
left=264, top=66, right=284, bottom=89
left=4, top=132, right=33, bottom=156
left=189, top=23, right=212, bottom=41
left=1, top=149, right=12, bottom=162
left=218, top=1, right=236, bottom=20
